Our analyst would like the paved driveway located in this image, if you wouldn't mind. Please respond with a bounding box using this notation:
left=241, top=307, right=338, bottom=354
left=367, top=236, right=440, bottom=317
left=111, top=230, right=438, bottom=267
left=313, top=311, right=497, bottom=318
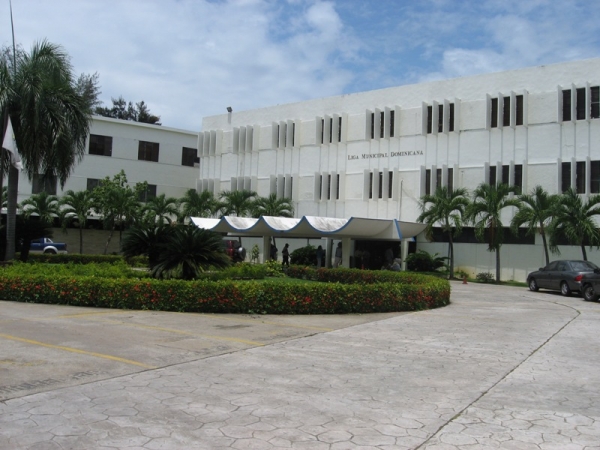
left=1, top=282, right=599, bottom=449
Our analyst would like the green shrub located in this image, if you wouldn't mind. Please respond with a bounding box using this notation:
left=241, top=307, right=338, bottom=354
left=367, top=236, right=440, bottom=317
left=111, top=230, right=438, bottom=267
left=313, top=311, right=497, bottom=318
left=476, top=272, right=494, bottom=283
left=290, top=245, right=317, bottom=266
left=197, top=263, right=267, bottom=280
left=405, top=250, right=448, bottom=272
left=0, top=261, right=148, bottom=279
left=0, top=265, right=450, bottom=314
left=19, top=253, right=125, bottom=265
left=264, top=259, right=285, bottom=277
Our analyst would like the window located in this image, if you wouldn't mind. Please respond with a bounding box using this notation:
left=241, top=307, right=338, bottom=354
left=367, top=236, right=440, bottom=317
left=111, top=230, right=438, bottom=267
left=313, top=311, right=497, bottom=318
left=378, top=171, right=383, bottom=199
left=592, top=87, right=600, bottom=119
left=370, top=111, right=393, bottom=139
left=87, top=178, right=101, bottom=191
left=181, top=147, right=197, bottom=167
left=576, top=88, right=586, bottom=120
left=379, top=111, right=385, bottom=138
left=369, top=172, right=374, bottom=199
left=338, top=117, right=342, bottom=142
left=516, top=95, right=524, bottom=126
left=491, top=98, right=499, bottom=128
left=562, top=86, right=600, bottom=121
left=503, top=97, right=510, bottom=127
left=447, top=168, right=453, bottom=192
left=336, top=174, right=340, bottom=200
left=576, top=161, right=586, bottom=194
left=138, top=184, right=157, bottom=202
left=425, top=169, right=431, bottom=195
left=327, top=174, right=332, bottom=200
left=388, top=171, right=393, bottom=199
left=319, top=175, right=323, bottom=200
left=427, top=106, right=433, bottom=134
left=489, top=166, right=497, bottom=186
left=436, top=168, right=442, bottom=190
left=32, top=174, right=57, bottom=195
left=562, top=90, right=572, bottom=121
left=562, top=162, right=571, bottom=193
left=591, top=161, right=600, bottom=194
left=321, top=119, right=325, bottom=144
left=329, top=117, right=334, bottom=144
left=138, top=141, right=159, bottom=162
left=292, top=123, right=296, bottom=147
left=449, top=104, right=455, bottom=132
left=389, top=111, right=395, bottom=137
left=370, top=114, right=375, bottom=139
left=89, top=134, right=112, bottom=156
left=501, top=165, right=510, bottom=185
left=438, top=105, right=444, bottom=133
left=514, top=165, right=523, bottom=191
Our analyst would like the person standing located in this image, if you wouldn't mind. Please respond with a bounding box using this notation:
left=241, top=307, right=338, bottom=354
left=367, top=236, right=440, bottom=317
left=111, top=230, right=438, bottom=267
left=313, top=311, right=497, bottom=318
left=316, top=245, right=324, bottom=268
left=282, top=243, right=290, bottom=268
left=334, top=242, right=343, bottom=268
left=384, top=246, right=394, bottom=269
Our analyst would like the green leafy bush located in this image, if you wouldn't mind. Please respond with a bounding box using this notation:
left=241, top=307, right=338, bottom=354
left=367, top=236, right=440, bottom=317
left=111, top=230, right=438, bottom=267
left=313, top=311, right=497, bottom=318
left=405, top=250, right=448, bottom=272
left=18, top=253, right=125, bottom=265
left=0, top=265, right=450, bottom=314
left=476, top=272, right=494, bottom=283
left=0, top=261, right=147, bottom=279
left=264, top=259, right=285, bottom=277
left=290, top=245, right=317, bottom=266
left=197, top=263, right=267, bottom=280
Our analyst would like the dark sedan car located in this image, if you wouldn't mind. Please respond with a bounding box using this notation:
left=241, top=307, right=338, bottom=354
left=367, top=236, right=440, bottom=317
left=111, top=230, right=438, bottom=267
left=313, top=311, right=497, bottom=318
left=527, top=260, right=599, bottom=296
left=580, top=270, right=600, bottom=301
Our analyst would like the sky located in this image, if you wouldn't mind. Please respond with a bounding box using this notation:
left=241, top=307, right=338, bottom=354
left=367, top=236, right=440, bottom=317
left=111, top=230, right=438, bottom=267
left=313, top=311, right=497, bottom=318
left=1, top=0, right=600, bottom=131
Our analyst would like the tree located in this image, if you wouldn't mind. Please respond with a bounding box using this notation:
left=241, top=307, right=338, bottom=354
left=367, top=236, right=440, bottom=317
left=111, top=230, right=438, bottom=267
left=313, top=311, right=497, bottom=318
left=548, top=187, right=600, bottom=261
left=178, top=189, right=219, bottom=222
left=1, top=41, right=94, bottom=260
left=151, top=226, right=230, bottom=280
left=510, top=185, right=558, bottom=266
left=121, top=224, right=173, bottom=269
left=417, top=186, right=469, bottom=279
left=20, top=192, right=60, bottom=224
left=252, top=193, right=294, bottom=218
left=466, top=183, right=521, bottom=282
left=142, top=193, right=179, bottom=226
left=91, top=170, right=146, bottom=254
left=219, top=190, right=257, bottom=217
left=59, top=189, right=94, bottom=254
left=95, top=96, right=161, bottom=125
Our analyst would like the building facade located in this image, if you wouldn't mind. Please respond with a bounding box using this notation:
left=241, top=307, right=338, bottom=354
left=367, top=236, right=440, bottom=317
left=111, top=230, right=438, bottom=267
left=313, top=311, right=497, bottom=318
left=198, top=58, right=600, bottom=280
left=16, top=115, right=199, bottom=205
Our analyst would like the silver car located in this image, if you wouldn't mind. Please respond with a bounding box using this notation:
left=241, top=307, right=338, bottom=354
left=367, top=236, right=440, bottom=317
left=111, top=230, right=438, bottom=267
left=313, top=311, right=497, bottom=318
left=527, top=260, right=599, bottom=296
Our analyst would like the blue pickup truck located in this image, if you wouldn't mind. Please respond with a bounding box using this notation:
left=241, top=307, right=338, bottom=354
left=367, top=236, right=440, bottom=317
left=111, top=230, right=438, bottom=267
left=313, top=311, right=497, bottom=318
left=30, top=238, right=68, bottom=254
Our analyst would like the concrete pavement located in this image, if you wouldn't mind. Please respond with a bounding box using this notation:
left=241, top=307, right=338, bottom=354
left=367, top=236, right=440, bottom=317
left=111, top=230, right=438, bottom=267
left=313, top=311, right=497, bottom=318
left=1, top=282, right=599, bottom=449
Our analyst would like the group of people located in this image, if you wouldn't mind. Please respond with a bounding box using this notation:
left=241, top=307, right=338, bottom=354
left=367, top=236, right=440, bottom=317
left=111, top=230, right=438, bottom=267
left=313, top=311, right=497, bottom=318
left=271, top=241, right=290, bottom=268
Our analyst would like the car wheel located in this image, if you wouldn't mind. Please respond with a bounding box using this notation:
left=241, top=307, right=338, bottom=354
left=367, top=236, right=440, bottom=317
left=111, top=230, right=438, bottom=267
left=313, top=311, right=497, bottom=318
left=560, top=281, right=572, bottom=297
left=44, top=249, right=57, bottom=255
left=528, top=278, right=539, bottom=292
left=583, top=284, right=598, bottom=302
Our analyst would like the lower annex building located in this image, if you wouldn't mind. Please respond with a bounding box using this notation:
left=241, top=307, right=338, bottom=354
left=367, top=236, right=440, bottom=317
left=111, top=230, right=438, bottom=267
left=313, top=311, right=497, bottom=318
left=198, top=58, right=600, bottom=281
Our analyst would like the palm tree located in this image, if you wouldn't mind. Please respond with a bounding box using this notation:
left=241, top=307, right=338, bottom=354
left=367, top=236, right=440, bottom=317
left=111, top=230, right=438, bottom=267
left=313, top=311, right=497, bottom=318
left=121, top=224, right=173, bottom=268
left=1, top=41, right=93, bottom=260
left=178, top=189, right=219, bottom=222
left=219, top=189, right=257, bottom=217
left=466, top=183, right=521, bottom=282
left=417, top=186, right=469, bottom=279
left=252, top=193, right=294, bottom=218
left=152, top=225, right=230, bottom=280
left=548, top=187, right=600, bottom=261
left=59, top=189, right=94, bottom=254
left=142, top=193, right=179, bottom=225
left=20, top=192, right=60, bottom=225
left=511, top=185, right=558, bottom=266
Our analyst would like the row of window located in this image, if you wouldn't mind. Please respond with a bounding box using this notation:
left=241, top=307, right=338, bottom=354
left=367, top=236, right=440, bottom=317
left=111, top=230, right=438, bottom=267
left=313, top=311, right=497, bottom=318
left=561, top=160, right=600, bottom=193
left=316, top=173, right=340, bottom=201
left=89, top=134, right=198, bottom=167
left=561, top=86, right=600, bottom=121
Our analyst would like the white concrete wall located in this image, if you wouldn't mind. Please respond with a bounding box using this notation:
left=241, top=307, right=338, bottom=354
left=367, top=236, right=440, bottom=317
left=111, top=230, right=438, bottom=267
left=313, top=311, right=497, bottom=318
left=16, top=116, right=199, bottom=204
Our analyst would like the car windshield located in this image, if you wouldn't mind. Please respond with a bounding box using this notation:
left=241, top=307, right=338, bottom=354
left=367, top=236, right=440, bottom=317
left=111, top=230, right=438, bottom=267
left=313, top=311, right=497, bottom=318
left=570, top=261, right=598, bottom=271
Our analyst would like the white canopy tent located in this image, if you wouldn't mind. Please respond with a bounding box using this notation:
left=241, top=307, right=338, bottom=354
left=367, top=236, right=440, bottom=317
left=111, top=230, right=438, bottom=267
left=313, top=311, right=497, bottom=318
left=191, top=215, right=426, bottom=267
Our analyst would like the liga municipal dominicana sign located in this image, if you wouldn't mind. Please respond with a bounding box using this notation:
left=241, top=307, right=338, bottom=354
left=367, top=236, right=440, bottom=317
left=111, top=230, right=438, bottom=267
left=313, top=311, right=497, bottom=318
left=347, top=150, right=424, bottom=160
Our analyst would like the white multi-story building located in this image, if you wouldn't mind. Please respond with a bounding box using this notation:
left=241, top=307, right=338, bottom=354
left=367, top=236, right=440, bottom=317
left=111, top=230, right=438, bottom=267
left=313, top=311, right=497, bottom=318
left=198, top=58, right=600, bottom=280
left=16, top=115, right=199, bottom=205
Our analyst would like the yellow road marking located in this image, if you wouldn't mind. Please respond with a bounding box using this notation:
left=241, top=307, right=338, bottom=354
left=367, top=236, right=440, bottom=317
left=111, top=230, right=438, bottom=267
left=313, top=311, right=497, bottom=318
left=0, top=333, right=156, bottom=369
left=99, top=320, right=265, bottom=347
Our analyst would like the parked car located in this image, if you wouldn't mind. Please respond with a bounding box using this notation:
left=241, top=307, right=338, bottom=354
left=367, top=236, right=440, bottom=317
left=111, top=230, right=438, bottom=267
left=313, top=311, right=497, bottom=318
left=527, top=260, right=599, bottom=296
left=29, top=238, right=68, bottom=254
left=580, top=269, right=600, bottom=301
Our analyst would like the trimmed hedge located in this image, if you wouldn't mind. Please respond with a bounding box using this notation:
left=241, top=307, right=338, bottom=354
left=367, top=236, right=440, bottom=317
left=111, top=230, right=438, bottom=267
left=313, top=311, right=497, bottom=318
left=286, top=265, right=434, bottom=285
left=19, top=253, right=145, bottom=266
left=0, top=265, right=450, bottom=314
